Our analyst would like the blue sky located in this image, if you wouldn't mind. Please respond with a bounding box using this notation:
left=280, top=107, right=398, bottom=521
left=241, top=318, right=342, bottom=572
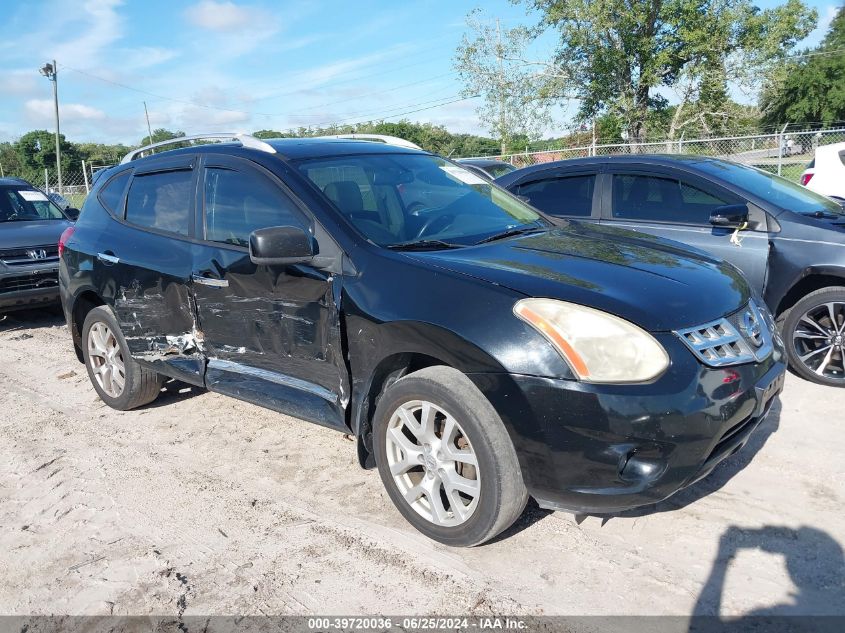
left=0, top=0, right=839, bottom=144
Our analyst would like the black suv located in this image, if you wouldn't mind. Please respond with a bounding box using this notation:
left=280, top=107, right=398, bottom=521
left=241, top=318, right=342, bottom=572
left=60, top=135, right=785, bottom=546
left=497, top=156, right=845, bottom=387
left=1, top=177, right=74, bottom=313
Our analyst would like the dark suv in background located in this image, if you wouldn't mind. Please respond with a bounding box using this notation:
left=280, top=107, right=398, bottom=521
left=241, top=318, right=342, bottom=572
left=0, top=177, right=74, bottom=314
left=60, top=134, right=784, bottom=546
left=498, top=156, right=845, bottom=387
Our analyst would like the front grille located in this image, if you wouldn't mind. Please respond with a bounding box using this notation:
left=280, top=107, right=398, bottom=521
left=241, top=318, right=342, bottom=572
left=0, top=272, right=59, bottom=294
left=675, top=300, right=774, bottom=367
left=0, top=245, right=60, bottom=267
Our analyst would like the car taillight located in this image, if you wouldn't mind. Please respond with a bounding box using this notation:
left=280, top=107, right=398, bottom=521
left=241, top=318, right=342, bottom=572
left=58, top=226, right=75, bottom=257
left=801, top=173, right=814, bottom=186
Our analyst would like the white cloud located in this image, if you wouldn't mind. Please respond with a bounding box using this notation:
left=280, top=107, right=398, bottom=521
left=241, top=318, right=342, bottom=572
left=49, top=0, right=126, bottom=68
left=121, top=46, right=180, bottom=70
left=184, top=0, right=267, bottom=32
left=25, top=99, right=107, bottom=123
left=0, top=70, right=42, bottom=98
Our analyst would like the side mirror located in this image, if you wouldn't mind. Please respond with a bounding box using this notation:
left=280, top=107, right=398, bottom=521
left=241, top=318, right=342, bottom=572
left=709, top=204, right=749, bottom=228
left=64, top=207, right=80, bottom=221
left=249, top=225, right=314, bottom=266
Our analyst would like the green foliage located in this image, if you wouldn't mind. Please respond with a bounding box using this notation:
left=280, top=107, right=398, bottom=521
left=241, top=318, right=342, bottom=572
left=761, top=6, right=845, bottom=127
left=522, top=0, right=816, bottom=141
left=250, top=120, right=501, bottom=157
left=454, top=9, right=552, bottom=152
left=140, top=128, right=186, bottom=146
left=14, top=130, right=78, bottom=183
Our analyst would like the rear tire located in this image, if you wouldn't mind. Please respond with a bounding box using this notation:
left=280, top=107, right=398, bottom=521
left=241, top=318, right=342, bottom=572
left=373, top=366, right=527, bottom=546
left=81, top=306, right=163, bottom=409
left=781, top=287, right=845, bottom=387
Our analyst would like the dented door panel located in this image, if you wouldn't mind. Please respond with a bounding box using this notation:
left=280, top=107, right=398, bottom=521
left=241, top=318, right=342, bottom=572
left=192, top=245, right=348, bottom=430
left=94, top=221, right=204, bottom=385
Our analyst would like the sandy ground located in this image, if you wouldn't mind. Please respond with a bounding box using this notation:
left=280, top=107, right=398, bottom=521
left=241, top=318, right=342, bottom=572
left=0, top=308, right=843, bottom=619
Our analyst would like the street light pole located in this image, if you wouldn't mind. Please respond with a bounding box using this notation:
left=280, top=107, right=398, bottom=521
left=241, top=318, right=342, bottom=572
left=39, top=60, right=62, bottom=195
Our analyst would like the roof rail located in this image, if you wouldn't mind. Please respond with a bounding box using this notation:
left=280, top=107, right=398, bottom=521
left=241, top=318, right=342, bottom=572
left=120, top=133, right=276, bottom=164
left=316, top=134, right=422, bottom=150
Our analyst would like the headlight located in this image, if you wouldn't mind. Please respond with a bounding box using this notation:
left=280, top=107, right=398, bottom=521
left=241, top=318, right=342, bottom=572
left=514, top=298, right=670, bottom=383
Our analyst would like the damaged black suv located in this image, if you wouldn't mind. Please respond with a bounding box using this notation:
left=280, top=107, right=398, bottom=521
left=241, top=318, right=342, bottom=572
left=61, top=134, right=785, bottom=546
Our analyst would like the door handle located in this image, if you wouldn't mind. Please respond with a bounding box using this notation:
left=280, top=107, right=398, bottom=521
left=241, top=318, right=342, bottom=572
left=96, top=252, right=119, bottom=265
left=191, top=273, right=229, bottom=288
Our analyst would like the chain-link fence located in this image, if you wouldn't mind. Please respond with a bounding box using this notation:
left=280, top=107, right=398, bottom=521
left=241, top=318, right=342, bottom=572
left=10, top=161, right=115, bottom=210
left=473, top=127, right=845, bottom=183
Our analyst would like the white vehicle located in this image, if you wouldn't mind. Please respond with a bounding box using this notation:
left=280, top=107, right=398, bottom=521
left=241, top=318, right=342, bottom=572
left=801, top=141, right=845, bottom=203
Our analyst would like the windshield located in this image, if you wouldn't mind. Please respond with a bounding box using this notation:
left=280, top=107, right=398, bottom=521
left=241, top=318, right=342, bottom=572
left=298, top=153, right=547, bottom=246
left=694, top=159, right=845, bottom=216
left=485, top=163, right=517, bottom=178
left=0, top=187, right=67, bottom=222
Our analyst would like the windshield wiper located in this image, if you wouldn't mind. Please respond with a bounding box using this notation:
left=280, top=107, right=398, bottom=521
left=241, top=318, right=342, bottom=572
left=475, top=224, right=546, bottom=245
left=802, top=210, right=844, bottom=219
left=387, top=239, right=464, bottom=251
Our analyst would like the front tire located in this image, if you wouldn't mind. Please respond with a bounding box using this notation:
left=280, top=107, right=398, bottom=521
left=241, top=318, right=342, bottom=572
left=81, top=306, right=163, bottom=409
left=782, top=287, right=845, bottom=387
left=373, top=366, right=527, bottom=546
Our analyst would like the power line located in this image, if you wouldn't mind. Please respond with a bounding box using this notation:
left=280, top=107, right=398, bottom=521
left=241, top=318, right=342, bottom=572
left=60, top=63, right=278, bottom=117
left=60, top=61, right=460, bottom=121
left=307, top=94, right=480, bottom=130
left=309, top=93, right=475, bottom=127
left=285, top=72, right=458, bottom=115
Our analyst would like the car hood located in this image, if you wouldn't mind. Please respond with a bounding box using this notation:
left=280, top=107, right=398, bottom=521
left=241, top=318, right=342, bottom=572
left=0, top=219, right=71, bottom=250
left=406, top=222, right=750, bottom=331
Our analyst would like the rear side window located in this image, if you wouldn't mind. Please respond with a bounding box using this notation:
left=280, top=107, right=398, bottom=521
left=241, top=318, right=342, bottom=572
left=517, top=175, right=595, bottom=217
left=98, top=171, right=131, bottom=215
left=126, top=170, right=192, bottom=236
left=611, top=174, right=728, bottom=224
left=203, top=167, right=307, bottom=247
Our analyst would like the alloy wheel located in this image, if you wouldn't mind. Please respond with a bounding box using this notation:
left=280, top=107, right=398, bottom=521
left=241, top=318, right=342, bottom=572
left=791, top=301, right=845, bottom=381
left=87, top=322, right=126, bottom=398
left=385, top=400, right=480, bottom=527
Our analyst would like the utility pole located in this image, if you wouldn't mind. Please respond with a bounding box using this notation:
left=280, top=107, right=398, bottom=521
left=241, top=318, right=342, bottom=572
left=39, top=60, right=62, bottom=195
left=496, top=18, right=506, bottom=155
left=143, top=101, right=154, bottom=147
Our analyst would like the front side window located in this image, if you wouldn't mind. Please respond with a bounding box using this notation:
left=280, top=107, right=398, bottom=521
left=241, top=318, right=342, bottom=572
left=126, top=170, right=193, bottom=236
left=694, top=159, right=844, bottom=216
left=298, top=153, right=545, bottom=246
left=517, top=175, right=595, bottom=217
left=0, top=188, right=66, bottom=222
left=612, top=174, right=729, bottom=224
left=203, top=167, right=308, bottom=247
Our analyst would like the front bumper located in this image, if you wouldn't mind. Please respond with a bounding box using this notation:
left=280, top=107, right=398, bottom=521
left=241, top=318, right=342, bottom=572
left=471, top=334, right=787, bottom=514
left=0, top=265, right=60, bottom=313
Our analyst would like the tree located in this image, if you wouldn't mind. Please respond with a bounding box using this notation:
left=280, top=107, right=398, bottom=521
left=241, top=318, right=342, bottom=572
left=15, top=130, right=78, bottom=181
left=524, top=0, right=816, bottom=142
left=139, top=128, right=185, bottom=146
left=455, top=8, right=552, bottom=153
left=760, top=6, right=845, bottom=127
left=0, top=142, right=23, bottom=178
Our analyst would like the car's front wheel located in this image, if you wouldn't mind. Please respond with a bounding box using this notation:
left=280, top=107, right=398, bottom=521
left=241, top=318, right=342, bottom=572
left=81, top=306, right=164, bottom=409
left=373, top=366, right=527, bottom=546
left=782, top=287, right=845, bottom=387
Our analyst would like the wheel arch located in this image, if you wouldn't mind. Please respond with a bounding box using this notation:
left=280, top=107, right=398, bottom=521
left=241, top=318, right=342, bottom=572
left=69, top=288, right=107, bottom=363
left=348, top=317, right=511, bottom=469
left=773, top=269, right=845, bottom=318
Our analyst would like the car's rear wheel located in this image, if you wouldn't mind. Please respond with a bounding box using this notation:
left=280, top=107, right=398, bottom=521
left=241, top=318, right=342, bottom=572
left=782, top=287, right=845, bottom=387
left=82, top=306, right=163, bottom=409
left=373, top=366, right=527, bottom=546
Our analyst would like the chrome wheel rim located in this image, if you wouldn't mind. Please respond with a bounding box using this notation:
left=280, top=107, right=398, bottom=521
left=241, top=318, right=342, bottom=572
left=87, top=322, right=126, bottom=398
left=385, top=400, right=480, bottom=527
left=792, top=301, right=845, bottom=381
